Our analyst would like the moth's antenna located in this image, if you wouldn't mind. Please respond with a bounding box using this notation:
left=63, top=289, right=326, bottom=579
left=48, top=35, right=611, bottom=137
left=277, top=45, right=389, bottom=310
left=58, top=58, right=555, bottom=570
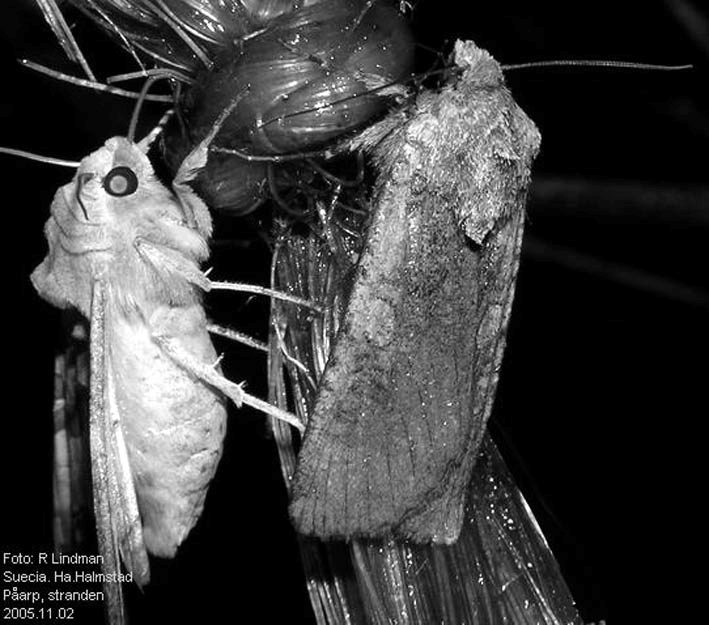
left=501, top=60, right=693, bottom=71
left=127, top=75, right=175, bottom=143
left=0, top=147, right=80, bottom=168
left=137, top=109, right=175, bottom=153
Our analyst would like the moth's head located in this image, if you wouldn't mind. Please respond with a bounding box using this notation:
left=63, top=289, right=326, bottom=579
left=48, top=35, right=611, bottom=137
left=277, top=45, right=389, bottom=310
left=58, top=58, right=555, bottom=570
left=60, top=136, right=172, bottom=225
left=32, top=137, right=209, bottom=317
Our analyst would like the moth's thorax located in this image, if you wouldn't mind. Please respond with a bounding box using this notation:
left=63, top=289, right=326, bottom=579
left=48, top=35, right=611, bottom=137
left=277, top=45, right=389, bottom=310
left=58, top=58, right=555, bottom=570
left=31, top=137, right=210, bottom=317
left=452, top=40, right=505, bottom=88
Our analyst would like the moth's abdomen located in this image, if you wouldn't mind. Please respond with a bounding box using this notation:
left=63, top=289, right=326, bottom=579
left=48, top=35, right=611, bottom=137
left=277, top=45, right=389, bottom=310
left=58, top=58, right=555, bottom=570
left=108, top=305, right=227, bottom=558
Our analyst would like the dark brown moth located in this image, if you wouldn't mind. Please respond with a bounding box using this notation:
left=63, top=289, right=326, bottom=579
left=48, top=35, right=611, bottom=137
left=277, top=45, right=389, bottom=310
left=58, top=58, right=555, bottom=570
left=290, top=41, right=541, bottom=544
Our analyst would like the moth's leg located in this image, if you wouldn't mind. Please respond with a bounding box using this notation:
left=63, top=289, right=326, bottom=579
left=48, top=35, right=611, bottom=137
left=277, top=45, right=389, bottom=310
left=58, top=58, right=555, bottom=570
left=208, top=322, right=317, bottom=390
left=207, top=317, right=315, bottom=389
left=208, top=280, right=322, bottom=312
left=134, top=238, right=211, bottom=291
left=206, top=323, right=268, bottom=353
left=206, top=281, right=321, bottom=387
left=150, top=331, right=304, bottom=432
left=135, top=242, right=320, bottom=312
left=88, top=281, right=126, bottom=625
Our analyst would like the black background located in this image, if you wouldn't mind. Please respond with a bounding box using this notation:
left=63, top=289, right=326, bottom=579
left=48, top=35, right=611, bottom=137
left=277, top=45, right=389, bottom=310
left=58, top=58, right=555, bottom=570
left=1, top=1, right=707, bottom=623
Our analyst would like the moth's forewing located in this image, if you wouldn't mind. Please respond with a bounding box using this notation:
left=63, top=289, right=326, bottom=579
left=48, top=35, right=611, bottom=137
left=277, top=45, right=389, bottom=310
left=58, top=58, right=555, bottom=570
left=271, top=135, right=582, bottom=623
left=290, top=43, right=541, bottom=543
left=88, top=281, right=128, bottom=625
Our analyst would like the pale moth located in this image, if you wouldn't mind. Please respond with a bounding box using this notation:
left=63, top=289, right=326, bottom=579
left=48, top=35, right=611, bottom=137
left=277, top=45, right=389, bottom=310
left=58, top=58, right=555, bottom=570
left=7, top=108, right=304, bottom=623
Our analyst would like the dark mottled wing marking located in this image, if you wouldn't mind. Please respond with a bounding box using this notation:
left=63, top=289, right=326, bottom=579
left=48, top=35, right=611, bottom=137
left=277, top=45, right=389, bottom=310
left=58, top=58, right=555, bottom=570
left=290, top=42, right=540, bottom=544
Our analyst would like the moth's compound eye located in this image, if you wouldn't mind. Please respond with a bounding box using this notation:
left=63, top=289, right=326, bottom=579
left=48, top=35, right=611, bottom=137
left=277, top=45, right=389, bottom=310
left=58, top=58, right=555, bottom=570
left=103, top=166, right=138, bottom=197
